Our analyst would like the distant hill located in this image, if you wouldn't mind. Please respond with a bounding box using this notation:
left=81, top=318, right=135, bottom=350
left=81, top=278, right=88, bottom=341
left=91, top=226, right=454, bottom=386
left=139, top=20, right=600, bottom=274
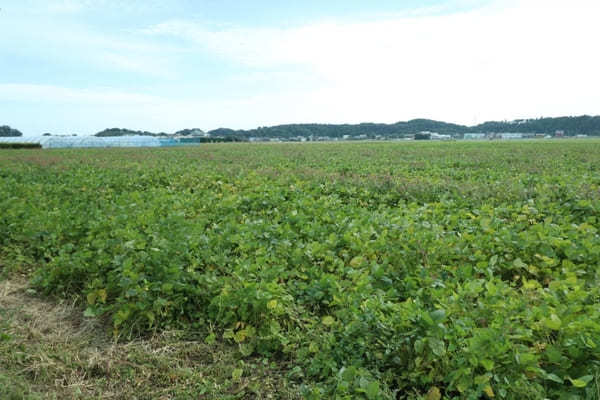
left=206, top=116, right=600, bottom=138
left=95, top=128, right=164, bottom=137
left=95, top=128, right=206, bottom=137
left=207, top=119, right=467, bottom=139
left=473, top=116, right=600, bottom=136
left=174, top=128, right=205, bottom=136
left=91, top=115, right=600, bottom=139
left=0, top=125, right=23, bottom=137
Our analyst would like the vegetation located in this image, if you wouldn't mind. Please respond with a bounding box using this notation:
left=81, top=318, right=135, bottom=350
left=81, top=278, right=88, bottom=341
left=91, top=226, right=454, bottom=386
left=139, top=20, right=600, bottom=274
left=0, top=125, right=23, bottom=137
left=210, top=116, right=600, bottom=138
left=0, top=279, right=300, bottom=399
left=1, top=141, right=600, bottom=399
left=92, top=115, right=600, bottom=140
left=175, top=128, right=206, bottom=136
left=95, top=128, right=206, bottom=137
left=475, top=115, right=600, bottom=136
left=94, top=128, right=170, bottom=137
left=0, top=143, right=41, bottom=149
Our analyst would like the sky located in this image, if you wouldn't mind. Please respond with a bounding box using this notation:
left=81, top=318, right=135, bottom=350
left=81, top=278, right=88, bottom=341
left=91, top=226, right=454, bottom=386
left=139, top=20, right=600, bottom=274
left=1, top=0, right=599, bottom=135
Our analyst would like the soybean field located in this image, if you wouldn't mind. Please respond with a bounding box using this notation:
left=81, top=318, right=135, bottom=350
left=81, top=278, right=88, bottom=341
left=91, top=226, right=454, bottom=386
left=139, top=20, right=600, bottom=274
left=1, top=140, right=599, bottom=399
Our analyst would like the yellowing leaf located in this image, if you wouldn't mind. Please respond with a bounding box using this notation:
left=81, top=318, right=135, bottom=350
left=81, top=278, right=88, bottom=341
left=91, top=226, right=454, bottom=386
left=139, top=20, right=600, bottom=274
left=86, top=292, right=97, bottom=305
left=425, top=386, right=441, bottom=400
left=349, top=256, right=365, bottom=267
left=483, top=385, right=495, bottom=398
left=267, top=299, right=278, bottom=309
left=98, top=289, right=107, bottom=303
left=322, top=316, right=335, bottom=326
left=232, top=367, right=243, bottom=381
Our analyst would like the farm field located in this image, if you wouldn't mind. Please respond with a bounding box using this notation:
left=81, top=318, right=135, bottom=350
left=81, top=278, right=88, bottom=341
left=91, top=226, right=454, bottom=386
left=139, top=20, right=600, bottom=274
left=1, top=140, right=600, bottom=399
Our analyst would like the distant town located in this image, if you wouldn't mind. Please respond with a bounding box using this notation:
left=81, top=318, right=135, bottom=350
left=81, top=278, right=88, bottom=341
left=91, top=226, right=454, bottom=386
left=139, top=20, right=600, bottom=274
left=1, top=115, right=599, bottom=148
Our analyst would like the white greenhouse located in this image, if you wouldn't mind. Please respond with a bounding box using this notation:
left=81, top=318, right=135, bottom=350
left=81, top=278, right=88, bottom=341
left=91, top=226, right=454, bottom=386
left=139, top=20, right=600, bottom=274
left=0, top=136, right=163, bottom=149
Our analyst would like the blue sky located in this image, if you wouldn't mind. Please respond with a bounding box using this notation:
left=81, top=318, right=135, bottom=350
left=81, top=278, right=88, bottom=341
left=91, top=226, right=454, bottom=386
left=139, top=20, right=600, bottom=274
left=1, top=0, right=599, bottom=135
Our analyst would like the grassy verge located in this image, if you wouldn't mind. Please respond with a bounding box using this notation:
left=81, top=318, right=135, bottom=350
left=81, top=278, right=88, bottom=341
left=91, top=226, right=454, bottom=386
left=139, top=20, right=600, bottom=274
left=0, top=277, right=301, bottom=400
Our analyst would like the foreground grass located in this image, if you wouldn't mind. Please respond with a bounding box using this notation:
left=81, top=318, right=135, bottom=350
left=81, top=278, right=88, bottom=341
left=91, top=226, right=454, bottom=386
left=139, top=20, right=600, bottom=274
left=0, top=277, right=301, bottom=400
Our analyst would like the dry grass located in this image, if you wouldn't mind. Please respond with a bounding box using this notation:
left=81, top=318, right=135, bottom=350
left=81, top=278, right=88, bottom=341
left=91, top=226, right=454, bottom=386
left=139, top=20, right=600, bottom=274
left=0, top=279, right=301, bottom=400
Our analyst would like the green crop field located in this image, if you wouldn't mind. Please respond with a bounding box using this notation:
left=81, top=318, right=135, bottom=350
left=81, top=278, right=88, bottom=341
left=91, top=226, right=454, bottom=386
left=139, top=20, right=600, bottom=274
left=1, top=141, right=600, bottom=399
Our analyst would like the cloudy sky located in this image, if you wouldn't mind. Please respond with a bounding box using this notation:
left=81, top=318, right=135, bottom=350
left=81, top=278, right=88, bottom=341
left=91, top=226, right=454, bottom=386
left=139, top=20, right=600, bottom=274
left=1, top=0, right=599, bottom=135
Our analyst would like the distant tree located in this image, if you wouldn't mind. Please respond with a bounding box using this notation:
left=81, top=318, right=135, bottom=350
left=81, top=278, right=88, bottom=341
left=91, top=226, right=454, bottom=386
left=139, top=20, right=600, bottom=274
left=175, top=128, right=205, bottom=136
left=43, top=133, right=52, bottom=136
left=95, top=128, right=156, bottom=137
left=0, top=125, right=23, bottom=137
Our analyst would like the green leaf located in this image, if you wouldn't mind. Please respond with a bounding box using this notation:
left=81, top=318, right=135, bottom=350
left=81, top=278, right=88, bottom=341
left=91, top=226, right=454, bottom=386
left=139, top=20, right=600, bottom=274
left=365, top=381, right=379, bottom=400
left=239, top=343, right=254, bottom=357
left=322, top=316, right=335, bottom=326
left=480, top=359, right=494, bottom=371
left=232, top=368, right=243, bottom=381
left=340, top=366, right=356, bottom=382
left=430, top=309, right=446, bottom=323
left=569, top=375, right=593, bottom=388
left=269, top=320, right=281, bottom=335
left=83, top=307, right=96, bottom=318
left=543, top=373, right=563, bottom=384
left=543, top=314, right=562, bottom=330
left=428, top=338, right=446, bottom=357
left=204, top=333, right=216, bottom=345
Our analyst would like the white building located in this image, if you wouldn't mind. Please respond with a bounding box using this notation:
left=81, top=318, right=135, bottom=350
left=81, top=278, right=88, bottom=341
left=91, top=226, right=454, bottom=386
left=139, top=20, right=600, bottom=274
left=464, top=133, right=486, bottom=140
left=500, top=133, right=523, bottom=140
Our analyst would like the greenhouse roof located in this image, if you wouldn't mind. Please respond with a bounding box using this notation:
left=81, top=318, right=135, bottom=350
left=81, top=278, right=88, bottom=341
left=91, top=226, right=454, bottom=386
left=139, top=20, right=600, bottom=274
left=0, top=136, right=162, bottom=149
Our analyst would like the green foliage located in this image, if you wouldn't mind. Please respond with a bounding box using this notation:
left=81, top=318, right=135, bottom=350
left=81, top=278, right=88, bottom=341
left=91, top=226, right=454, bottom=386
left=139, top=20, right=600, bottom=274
left=207, top=115, right=600, bottom=138
left=94, top=127, right=169, bottom=137
left=209, top=119, right=467, bottom=139
left=1, top=141, right=600, bottom=399
left=0, top=125, right=24, bottom=137
left=476, top=115, right=600, bottom=136
left=0, top=143, right=42, bottom=149
left=93, top=115, right=600, bottom=141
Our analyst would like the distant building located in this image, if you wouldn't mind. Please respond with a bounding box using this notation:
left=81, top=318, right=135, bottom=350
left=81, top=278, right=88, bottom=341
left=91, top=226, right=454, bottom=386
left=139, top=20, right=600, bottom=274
left=464, top=133, right=486, bottom=140
left=555, top=130, right=565, bottom=137
left=431, top=133, right=451, bottom=140
left=500, top=133, right=523, bottom=140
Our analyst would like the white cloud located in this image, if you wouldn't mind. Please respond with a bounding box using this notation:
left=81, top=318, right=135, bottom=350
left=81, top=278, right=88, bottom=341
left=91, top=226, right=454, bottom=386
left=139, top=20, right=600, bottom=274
left=0, top=84, right=160, bottom=105
left=2, top=0, right=599, bottom=134
left=143, top=0, right=600, bottom=125
left=0, top=83, right=285, bottom=134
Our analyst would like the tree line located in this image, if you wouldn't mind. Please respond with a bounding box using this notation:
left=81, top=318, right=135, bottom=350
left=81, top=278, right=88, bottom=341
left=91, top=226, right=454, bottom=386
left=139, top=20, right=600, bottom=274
left=0, top=125, right=23, bottom=137
left=3, top=116, right=600, bottom=138
left=206, top=116, right=600, bottom=138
